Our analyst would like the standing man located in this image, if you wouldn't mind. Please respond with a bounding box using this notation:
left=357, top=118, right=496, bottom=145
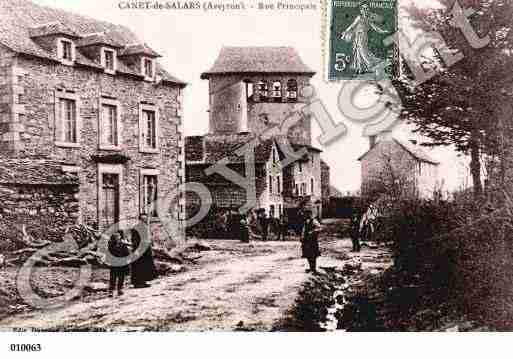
left=301, top=208, right=322, bottom=274
left=277, top=213, right=288, bottom=241
left=239, top=214, right=250, bottom=243
left=349, top=210, right=361, bottom=252
left=261, top=211, right=269, bottom=242
left=107, top=231, right=130, bottom=297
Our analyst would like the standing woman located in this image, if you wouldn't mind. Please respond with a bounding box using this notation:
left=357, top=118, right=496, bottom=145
left=130, top=226, right=157, bottom=288
left=301, top=209, right=323, bottom=274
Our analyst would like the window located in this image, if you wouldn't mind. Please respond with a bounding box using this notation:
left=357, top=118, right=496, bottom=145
left=269, top=175, right=273, bottom=194
left=258, top=80, right=268, bottom=100
left=60, top=40, right=73, bottom=61
left=103, top=49, right=115, bottom=72
left=144, top=110, right=156, bottom=148
left=139, top=104, right=159, bottom=152
left=311, top=178, right=314, bottom=195
left=143, top=58, right=154, bottom=78
left=245, top=81, right=254, bottom=100
left=277, top=176, right=281, bottom=194
left=271, top=80, right=282, bottom=101
left=100, top=103, right=119, bottom=148
left=299, top=162, right=303, bottom=173
left=142, top=174, right=158, bottom=216
left=270, top=205, right=275, bottom=218
left=295, top=184, right=299, bottom=196
left=272, top=149, right=276, bottom=164
left=287, top=79, right=298, bottom=101
left=58, top=98, right=77, bottom=143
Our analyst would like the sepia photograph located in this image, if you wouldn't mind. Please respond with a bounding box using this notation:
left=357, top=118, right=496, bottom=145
left=0, top=0, right=511, bottom=356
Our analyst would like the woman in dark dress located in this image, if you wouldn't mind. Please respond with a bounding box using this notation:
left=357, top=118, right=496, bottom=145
left=301, top=209, right=322, bottom=274
left=130, top=228, right=157, bottom=288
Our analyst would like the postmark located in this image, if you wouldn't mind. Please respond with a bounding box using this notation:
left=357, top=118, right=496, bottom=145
left=328, top=0, right=398, bottom=81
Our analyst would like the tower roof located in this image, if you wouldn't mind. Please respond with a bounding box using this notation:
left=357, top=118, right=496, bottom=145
left=201, top=46, right=316, bottom=79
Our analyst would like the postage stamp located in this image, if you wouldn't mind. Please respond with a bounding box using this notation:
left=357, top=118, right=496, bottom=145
left=327, top=0, right=399, bottom=81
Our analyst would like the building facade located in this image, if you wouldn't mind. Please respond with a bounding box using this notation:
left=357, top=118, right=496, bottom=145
left=186, top=47, right=330, bottom=237
left=359, top=134, right=440, bottom=199
left=0, top=0, right=186, bottom=246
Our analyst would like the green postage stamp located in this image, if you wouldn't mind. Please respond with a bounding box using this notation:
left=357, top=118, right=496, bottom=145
left=328, top=0, right=398, bottom=81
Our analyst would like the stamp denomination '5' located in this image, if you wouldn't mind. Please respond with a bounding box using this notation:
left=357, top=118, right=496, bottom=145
left=328, top=0, right=398, bottom=81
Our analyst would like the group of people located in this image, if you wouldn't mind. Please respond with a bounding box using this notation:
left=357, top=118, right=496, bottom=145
left=236, top=211, right=289, bottom=243
left=107, top=221, right=157, bottom=297
left=239, top=207, right=324, bottom=274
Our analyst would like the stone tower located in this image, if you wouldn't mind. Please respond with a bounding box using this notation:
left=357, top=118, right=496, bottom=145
left=200, top=46, right=315, bottom=145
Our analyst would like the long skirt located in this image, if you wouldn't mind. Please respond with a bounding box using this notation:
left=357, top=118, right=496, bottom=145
left=301, top=235, right=320, bottom=259
left=130, top=248, right=157, bottom=285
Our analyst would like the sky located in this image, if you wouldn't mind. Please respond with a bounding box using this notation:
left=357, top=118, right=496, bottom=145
left=33, top=0, right=470, bottom=194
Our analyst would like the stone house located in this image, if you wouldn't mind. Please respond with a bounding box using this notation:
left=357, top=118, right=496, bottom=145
left=186, top=47, right=330, bottom=236
left=186, top=135, right=285, bottom=217
left=359, top=133, right=440, bottom=199
left=0, top=0, right=186, bottom=245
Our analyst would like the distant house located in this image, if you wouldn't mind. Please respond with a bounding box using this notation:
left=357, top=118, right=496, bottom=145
left=358, top=134, right=440, bottom=199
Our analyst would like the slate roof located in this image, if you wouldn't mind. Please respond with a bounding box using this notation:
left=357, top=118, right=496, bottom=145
left=186, top=134, right=276, bottom=164
left=358, top=138, right=440, bottom=165
left=0, top=158, right=78, bottom=185
left=201, top=46, right=316, bottom=79
left=76, top=32, right=123, bottom=48
left=118, top=43, right=161, bottom=57
left=28, top=21, right=80, bottom=38
left=0, top=0, right=185, bottom=86
left=186, top=134, right=321, bottom=165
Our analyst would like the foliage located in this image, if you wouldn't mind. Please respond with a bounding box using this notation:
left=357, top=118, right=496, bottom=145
left=395, top=0, right=513, bottom=194
left=379, top=193, right=513, bottom=329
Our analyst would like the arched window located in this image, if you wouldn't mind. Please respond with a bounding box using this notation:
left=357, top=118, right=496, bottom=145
left=272, top=80, right=282, bottom=102
left=286, top=79, right=298, bottom=101
left=258, top=80, right=268, bottom=100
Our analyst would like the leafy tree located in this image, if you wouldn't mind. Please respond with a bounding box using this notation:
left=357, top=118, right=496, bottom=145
left=395, top=0, right=513, bottom=196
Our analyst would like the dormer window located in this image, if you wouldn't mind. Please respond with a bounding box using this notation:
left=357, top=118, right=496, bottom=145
left=59, top=39, right=74, bottom=63
left=142, top=57, right=154, bottom=79
left=102, top=48, right=117, bottom=74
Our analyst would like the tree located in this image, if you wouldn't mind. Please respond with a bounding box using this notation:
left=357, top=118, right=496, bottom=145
left=395, top=0, right=513, bottom=197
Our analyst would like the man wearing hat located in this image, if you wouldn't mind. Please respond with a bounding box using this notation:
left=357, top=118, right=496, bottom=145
left=301, top=206, right=323, bottom=274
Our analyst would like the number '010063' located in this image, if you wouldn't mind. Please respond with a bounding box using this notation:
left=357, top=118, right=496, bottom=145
left=10, top=344, right=42, bottom=352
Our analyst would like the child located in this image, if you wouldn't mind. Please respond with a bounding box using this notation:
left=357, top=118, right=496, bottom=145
left=108, top=231, right=130, bottom=297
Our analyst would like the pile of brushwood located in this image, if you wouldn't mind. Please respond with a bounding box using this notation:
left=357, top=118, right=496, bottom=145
left=1, top=224, right=209, bottom=271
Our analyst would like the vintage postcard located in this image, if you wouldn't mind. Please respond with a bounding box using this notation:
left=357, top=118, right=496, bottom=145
left=0, top=0, right=512, bottom=355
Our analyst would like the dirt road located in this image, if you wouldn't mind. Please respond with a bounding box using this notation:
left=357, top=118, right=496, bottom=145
left=0, top=239, right=390, bottom=331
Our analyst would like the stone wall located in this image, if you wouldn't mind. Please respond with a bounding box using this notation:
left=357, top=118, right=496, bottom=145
left=6, top=54, right=183, bottom=246
left=0, top=182, right=79, bottom=247
left=0, top=45, right=23, bottom=155
left=207, top=74, right=312, bottom=145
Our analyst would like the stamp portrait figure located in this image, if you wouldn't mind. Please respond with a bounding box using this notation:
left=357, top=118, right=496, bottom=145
left=339, top=3, right=389, bottom=74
